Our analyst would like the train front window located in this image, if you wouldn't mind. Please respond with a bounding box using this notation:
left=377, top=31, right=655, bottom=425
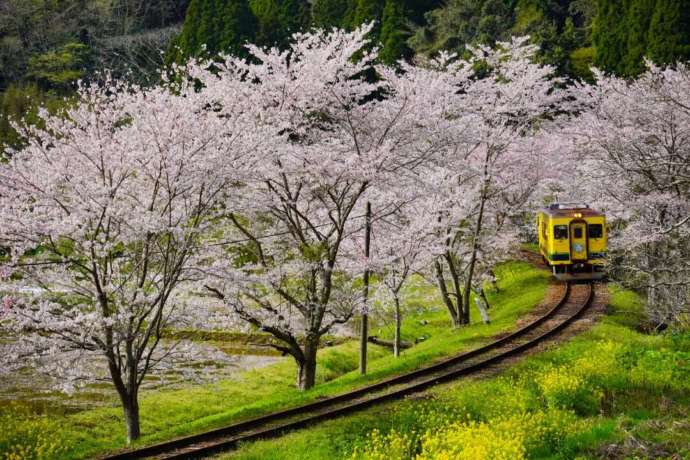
left=574, top=227, right=583, bottom=238
left=554, top=225, right=568, bottom=239
left=588, top=224, right=603, bottom=238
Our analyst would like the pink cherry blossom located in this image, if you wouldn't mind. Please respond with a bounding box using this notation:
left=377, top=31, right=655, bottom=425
left=0, top=71, right=259, bottom=441
left=562, top=61, right=690, bottom=327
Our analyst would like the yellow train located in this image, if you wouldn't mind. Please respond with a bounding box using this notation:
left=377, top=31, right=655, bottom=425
left=537, top=203, right=607, bottom=281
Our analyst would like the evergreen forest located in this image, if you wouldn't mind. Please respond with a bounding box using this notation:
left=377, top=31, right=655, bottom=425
left=1, top=0, right=689, bottom=154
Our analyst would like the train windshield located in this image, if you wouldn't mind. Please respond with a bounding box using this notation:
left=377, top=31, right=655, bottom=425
left=588, top=224, right=603, bottom=238
left=554, top=225, right=568, bottom=239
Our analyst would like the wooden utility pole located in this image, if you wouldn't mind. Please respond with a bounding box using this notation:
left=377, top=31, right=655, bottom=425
left=359, top=201, right=371, bottom=375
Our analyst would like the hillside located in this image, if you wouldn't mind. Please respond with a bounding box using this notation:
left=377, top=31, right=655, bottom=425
left=3, top=0, right=690, bottom=156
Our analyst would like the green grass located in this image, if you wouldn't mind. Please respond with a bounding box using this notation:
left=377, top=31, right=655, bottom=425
left=217, top=284, right=690, bottom=460
left=0, top=260, right=550, bottom=460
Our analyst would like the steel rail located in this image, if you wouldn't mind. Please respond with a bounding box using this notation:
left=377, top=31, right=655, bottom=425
left=102, top=281, right=593, bottom=460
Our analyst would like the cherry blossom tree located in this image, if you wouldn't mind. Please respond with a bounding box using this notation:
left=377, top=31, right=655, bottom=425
left=423, top=38, right=565, bottom=326
left=0, top=75, right=256, bottom=441
left=367, top=199, right=436, bottom=357
left=198, top=25, right=451, bottom=390
left=564, top=62, right=690, bottom=327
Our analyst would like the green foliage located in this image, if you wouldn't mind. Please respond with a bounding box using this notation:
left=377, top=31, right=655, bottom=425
left=0, top=0, right=688, bottom=99
left=646, top=0, right=690, bottom=66
left=336, top=0, right=434, bottom=64
left=340, top=0, right=440, bottom=33
left=0, top=0, right=98, bottom=90
left=0, top=0, right=187, bottom=91
left=0, top=86, right=35, bottom=156
left=176, top=0, right=258, bottom=58
left=115, top=0, right=191, bottom=31
left=410, top=0, right=515, bottom=56
left=512, top=0, right=543, bottom=32
left=311, top=0, right=350, bottom=29
left=478, top=0, right=512, bottom=43
left=0, top=404, right=67, bottom=460
left=175, top=0, right=313, bottom=59
left=250, top=0, right=311, bottom=48
left=413, top=0, right=687, bottom=77
left=412, top=0, right=587, bottom=75
left=622, top=0, right=655, bottom=76
left=404, top=0, right=442, bottom=25
left=27, top=43, right=91, bottom=91
left=509, top=1, right=582, bottom=76
left=0, top=0, right=190, bottom=157
left=349, top=0, right=386, bottom=27
left=0, top=84, right=70, bottom=157
left=593, top=0, right=634, bottom=75
left=570, top=46, right=596, bottom=81
left=593, top=0, right=690, bottom=76
left=379, top=0, right=412, bottom=64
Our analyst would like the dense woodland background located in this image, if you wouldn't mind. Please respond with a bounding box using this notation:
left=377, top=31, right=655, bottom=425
left=1, top=0, right=689, bottom=156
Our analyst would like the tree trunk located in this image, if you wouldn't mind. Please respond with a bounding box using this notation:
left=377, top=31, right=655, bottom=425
left=108, top=354, right=142, bottom=444
left=463, top=192, right=487, bottom=324
left=122, top=393, right=141, bottom=443
left=474, top=294, right=491, bottom=324
left=297, top=338, right=319, bottom=391
left=359, top=201, right=372, bottom=375
left=445, top=253, right=467, bottom=326
left=434, top=259, right=462, bottom=327
left=480, top=288, right=491, bottom=310
left=359, top=312, right=368, bottom=373
left=453, top=281, right=468, bottom=326
left=394, top=296, right=401, bottom=358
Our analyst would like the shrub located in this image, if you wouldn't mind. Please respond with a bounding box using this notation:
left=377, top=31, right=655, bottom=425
left=350, top=428, right=417, bottom=460
left=0, top=405, right=67, bottom=460
left=537, top=365, right=587, bottom=409
left=352, top=409, right=579, bottom=460
left=417, top=419, right=526, bottom=460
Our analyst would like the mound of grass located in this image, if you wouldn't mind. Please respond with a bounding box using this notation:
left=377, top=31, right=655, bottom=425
left=0, top=260, right=549, bottom=459
left=218, top=284, right=690, bottom=460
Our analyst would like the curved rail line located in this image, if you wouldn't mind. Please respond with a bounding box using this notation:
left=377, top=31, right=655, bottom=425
left=103, top=281, right=594, bottom=460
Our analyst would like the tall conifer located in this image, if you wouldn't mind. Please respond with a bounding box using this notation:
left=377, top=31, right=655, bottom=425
left=177, top=0, right=257, bottom=58
left=647, top=0, right=690, bottom=65
left=312, top=0, right=349, bottom=29
left=592, top=0, right=628, bottom=73
left=251, top=0, right=310, bottom=47
left=379, top=0, right=411, bottom=64
left=623, top=0, right=655, bottom=76
left=351, top=0, right=386, bottom=34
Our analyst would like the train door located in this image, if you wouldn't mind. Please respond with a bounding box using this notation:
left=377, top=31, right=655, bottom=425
left=570, top=221, right=588, bottom=261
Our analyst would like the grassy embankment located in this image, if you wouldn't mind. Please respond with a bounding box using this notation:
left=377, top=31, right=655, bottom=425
left=0, top=260, right=549, bottom=460
left=217, top=286, right=690, bottom=460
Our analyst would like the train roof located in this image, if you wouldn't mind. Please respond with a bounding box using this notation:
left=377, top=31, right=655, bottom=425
left=539, top=203, right=604, bottom=218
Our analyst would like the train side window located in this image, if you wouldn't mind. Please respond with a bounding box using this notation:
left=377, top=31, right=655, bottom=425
left=574, top=227, right=583, bottom=238
left=588, top=224, right=603, bottom=239
left=554, top=225, right=568, bottom=239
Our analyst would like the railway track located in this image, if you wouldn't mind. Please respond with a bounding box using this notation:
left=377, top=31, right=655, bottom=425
left=103, top=281, right=595, bottom=460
